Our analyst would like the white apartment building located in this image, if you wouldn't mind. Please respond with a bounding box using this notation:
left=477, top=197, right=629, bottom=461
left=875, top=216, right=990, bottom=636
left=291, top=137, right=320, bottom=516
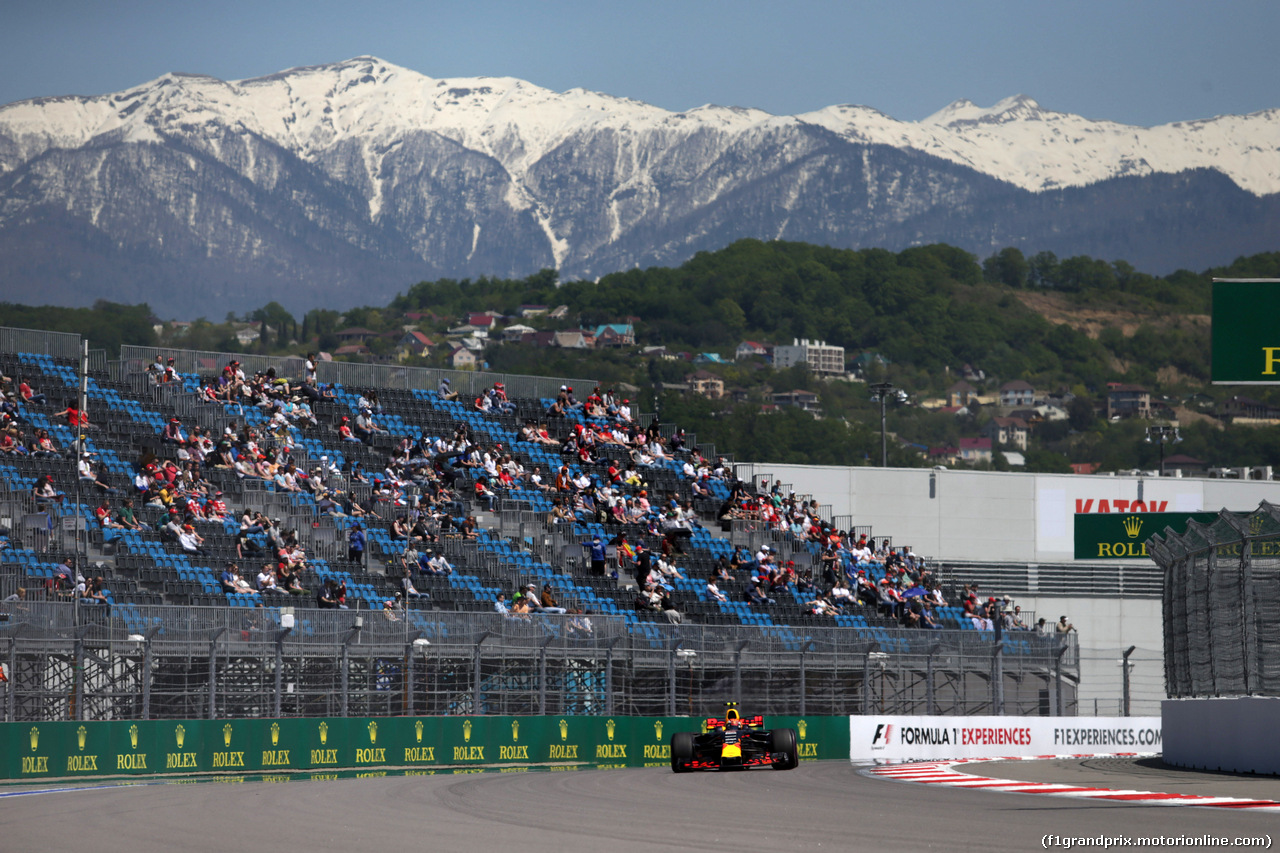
left=772, top=338, right=845, bottom=375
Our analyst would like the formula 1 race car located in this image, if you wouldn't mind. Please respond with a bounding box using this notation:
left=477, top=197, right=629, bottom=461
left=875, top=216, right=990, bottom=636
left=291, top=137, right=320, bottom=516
left=670, top=704, right=798, bottom=772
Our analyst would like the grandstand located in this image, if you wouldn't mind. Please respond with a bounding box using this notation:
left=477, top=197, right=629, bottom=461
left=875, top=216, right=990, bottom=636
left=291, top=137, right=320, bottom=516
left=0, top=329, right=1077, bottom=720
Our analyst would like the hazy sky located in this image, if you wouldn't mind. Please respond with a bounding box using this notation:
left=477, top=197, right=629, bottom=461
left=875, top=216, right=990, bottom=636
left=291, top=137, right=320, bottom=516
left=4, top=0, right=1276, bottom=127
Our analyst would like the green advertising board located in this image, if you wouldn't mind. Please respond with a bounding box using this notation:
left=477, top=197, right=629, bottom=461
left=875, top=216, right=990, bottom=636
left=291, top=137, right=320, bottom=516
left=1, top=713, right=850, bottom=782
left=1073, top=512, right=1218, bottom=559
left=1211, top=278, right=1280, bottom=384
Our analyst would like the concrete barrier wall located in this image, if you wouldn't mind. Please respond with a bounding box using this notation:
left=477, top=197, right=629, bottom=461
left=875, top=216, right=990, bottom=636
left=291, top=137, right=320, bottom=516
left=3, top=714, right=851, bottom=781
left=849, top=715, right=1161, bottom=762
left=1163, top=697, right=1280, bottom=775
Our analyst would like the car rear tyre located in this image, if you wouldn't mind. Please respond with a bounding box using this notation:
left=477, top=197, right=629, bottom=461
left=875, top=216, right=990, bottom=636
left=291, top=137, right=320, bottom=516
left=671, top=731, right=695, bottom=773
left=769, top=727, right=798, bottom=770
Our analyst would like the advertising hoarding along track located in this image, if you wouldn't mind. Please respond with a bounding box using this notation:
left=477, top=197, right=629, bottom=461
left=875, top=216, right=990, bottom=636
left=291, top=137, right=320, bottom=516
left=1073, top=512, right=1217, bottom=560
left=1, top=715, right=850, bottom=781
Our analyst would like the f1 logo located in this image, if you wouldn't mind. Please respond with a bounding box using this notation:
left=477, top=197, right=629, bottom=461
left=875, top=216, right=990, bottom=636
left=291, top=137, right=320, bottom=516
left=872, top=724, right=892, bottom=745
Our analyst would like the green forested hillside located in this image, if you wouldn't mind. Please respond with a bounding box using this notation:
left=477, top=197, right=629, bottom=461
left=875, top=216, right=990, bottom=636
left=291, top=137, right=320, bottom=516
left=9, top=240, right=1280, bottom=472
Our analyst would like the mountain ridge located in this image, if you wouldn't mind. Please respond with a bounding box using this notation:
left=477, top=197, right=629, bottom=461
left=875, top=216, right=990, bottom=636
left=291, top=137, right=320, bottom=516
left=0, top=56, right=1277, bottom=317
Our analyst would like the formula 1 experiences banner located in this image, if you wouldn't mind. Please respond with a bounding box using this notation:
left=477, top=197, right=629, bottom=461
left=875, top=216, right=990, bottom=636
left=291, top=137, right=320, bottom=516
left=849, top=716, right=1162, bottom=762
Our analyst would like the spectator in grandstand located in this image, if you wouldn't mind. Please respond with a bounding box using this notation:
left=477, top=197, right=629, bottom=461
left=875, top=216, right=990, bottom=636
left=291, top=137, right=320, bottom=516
left=52, top=557, right=74, bottom=591
left=28, top=429, right=59, bottom=459
left=566, top=609, right=594, bottom=639
left=0, top=426, right=25, bottom=456
left=1056, top=615, right=1076, bottom=634
left=705, top=577, right=728, bottom=603
left=439, top=377, right=458, bottom=401
left=317, top=579, right=347, bottom=610
left=17, top=380, right=46, bottom=406
left=257, top=564, right=287, bottom=595
left=81, top=576, right=109, bottom=607
left=425, top=549, right=453, bottom=576
left=347, top=523, right=366, bottom=563
left=78, top=454, right=116, bottom=495
left=539, top=583, right=567, bottom=614
left=746, top=580, right=775, bottom=607
left=93, top=499, right=123, bottom=530
left=630, top=540, right=654, bottom=589
left=581, top=534, right=607, bottom=576
left=805, top=592, right=835, bottom=617
left=474, top=476, right=497, bottom=511
left=399, top=566, right=427, bottom=600
left=161, top=418, right=185, bottom=445
left=220, top=563, right=242, bottom=595
left=113, top=498, right=143, bottom=531
left=354, top=408, right=386, bottom=443
left=32, top=474, right=64, bottom=509
left=53, top=403, right=92, bottom=430
left=337, top=416, right=361, bottom=444
left=509, top=595, right=532, bottom=620
left=276, top=562, right=306, bottom=595
left=494, top=592, right=509, bottom=615
left=178, top=524, right=207, bottom=557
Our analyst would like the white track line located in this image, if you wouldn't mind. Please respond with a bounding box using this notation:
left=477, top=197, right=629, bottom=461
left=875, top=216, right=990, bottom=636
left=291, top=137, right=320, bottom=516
left=862, top=754, right=1280, bottom=812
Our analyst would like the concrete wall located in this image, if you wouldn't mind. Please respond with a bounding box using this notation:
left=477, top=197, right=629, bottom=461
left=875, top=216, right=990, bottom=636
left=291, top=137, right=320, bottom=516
left=1018, top=596, right=1164, bottom=716
left=742, top=463, right=1280, bottom=564
left=1164, top=697, right=1280, bottom=774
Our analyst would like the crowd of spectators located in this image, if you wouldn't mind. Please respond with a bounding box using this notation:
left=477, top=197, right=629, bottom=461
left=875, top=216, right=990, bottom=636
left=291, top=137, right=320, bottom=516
left=0, top=353, right=1046, bottom=636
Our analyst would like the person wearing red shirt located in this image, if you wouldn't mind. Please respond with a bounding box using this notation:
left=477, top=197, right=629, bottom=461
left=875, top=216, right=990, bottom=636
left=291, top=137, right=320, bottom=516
left=53, top=404, right=91, bottom=429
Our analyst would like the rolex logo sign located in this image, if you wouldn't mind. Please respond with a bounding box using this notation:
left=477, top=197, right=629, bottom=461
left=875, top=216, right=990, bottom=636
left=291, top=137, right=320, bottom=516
left=463, top=719, right=472, bottom=742
left=654, top=721, right=663, bottom=741
left=511, top=720, right=519, bottom=742
left=318, top=721, right=328, bottom=745
left=223, top=723, right=233, bottom=747
left=606, top=719, right=616, bottom=741
left=1123, top=516, right=1143, bottom=538
left=77, top=725, right=87, bottom=751
left=175, top=724, right=186, bottom=749
left=798, top=719, right=807, bottom=739
left=271, top=722, right=280, bottom=746
left=1251, top=514, right=1266, bottom=535
left=29, top=726, right=39, bottom=752
left=129, top=724, right=139, bottom=749
left=415, top=720, right=424, bottom=744
left=368, top=721, right=378, bottom=745
left=559, top=719, right=568, bottom=741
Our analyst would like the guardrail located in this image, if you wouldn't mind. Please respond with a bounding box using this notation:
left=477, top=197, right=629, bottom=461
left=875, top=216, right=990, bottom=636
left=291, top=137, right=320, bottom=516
left=118, top=345, right=597, bottom=401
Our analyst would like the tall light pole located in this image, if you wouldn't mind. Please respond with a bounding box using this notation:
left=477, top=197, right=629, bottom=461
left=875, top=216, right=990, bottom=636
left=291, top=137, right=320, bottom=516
left=869, top=382, right=907, bottom=467
left=1145, top=424, right=1181, bottom=477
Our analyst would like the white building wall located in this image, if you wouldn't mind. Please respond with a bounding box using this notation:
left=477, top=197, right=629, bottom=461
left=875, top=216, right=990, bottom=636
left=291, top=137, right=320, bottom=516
left=736, top=463, right=1280, bottom=714
left=743, top=463, right=1280, bottom=564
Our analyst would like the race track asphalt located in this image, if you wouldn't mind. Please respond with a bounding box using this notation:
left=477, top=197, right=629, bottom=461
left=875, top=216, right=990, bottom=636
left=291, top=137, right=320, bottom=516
left=1, top=760, right=1275, bottom=852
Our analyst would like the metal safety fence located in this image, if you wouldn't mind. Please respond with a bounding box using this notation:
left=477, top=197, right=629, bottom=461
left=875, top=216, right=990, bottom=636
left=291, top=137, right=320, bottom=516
left=0, top=602, right=1077, bottom=723
left=1150, top=500, right=1280, bottom=698
left=117, top=345, right=597, bottom=402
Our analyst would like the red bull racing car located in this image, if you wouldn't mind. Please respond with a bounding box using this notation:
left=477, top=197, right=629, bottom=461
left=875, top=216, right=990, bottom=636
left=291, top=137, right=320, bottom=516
left=670, top=704, right=799, bottom=772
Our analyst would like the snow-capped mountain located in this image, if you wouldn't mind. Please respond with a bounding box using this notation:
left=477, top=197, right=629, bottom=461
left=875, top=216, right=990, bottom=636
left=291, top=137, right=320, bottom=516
left=0, top=56, right=1276, bottom=317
